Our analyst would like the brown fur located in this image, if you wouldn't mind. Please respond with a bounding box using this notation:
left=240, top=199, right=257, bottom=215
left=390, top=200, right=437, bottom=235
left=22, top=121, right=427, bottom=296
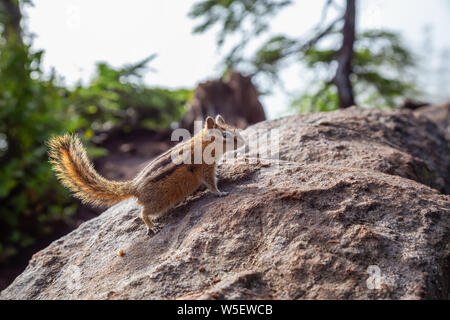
left=48, top=133, right=135, bottom=207
left=48, top=115, right=245, bottom=234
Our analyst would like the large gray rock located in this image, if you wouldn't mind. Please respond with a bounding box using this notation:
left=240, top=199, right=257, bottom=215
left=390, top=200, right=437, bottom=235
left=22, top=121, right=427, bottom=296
left=1, top=107, right=449, bottom=299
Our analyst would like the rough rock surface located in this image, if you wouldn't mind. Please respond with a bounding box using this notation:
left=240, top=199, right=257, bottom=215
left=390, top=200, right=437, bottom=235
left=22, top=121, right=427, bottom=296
left=180, top=70, right=266, bottom=131
left=414, top=102, right=450, bottom=142
left=1, top=107, right=449, bottom=300
left=246, top=106, right=450, bottom=194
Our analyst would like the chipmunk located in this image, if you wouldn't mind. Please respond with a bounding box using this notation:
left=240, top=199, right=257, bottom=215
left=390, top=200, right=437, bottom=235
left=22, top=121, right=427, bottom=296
left=48, top=115, right=245, bottom=235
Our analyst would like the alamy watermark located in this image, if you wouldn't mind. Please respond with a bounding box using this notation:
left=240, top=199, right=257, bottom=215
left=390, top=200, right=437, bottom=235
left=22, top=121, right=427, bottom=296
left=366, top=265, right=382, bottom=290
left=66, top=4, right=81, bottom=30
left=65, top=264, right=82, bottom=291
left=168, top=120, right=280, bottom=168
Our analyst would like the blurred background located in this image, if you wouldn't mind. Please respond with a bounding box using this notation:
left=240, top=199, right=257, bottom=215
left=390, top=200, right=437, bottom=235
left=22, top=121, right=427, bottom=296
left=0, top=0, right=449, bottom=290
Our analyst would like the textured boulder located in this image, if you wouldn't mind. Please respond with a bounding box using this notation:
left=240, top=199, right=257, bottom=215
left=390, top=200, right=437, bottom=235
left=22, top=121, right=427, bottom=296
left=180, top=70, right=266, bottom=131
left=414, top=102, right=450, bottom=142
left=247, top=106, right=450, bottom=194
left=1, top=107, right=449, bottom=300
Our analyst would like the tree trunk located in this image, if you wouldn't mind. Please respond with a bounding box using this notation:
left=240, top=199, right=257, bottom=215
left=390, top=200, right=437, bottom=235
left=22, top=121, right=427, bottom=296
left=334, top=0, right=356, bottom=108
left=0, top=0, right=23, bottom=43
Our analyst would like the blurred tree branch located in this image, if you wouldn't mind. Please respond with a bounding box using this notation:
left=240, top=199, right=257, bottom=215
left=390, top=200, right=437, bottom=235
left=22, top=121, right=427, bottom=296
left=189, top=0, right=418, bottom=111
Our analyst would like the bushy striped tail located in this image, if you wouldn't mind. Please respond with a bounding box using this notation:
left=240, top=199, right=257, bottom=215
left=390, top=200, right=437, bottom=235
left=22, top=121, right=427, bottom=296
left=48, top=133, right=135, bottom=207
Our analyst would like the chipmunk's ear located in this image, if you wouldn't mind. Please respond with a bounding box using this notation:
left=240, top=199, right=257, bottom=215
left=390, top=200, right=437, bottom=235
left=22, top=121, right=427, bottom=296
left=215, top=114, right=225, bottom=125
left=205, top=116, right=215, bottom=129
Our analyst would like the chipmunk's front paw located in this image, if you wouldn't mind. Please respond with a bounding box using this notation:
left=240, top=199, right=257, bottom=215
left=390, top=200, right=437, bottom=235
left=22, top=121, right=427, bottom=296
left=146, top=223, right=162, bottom=236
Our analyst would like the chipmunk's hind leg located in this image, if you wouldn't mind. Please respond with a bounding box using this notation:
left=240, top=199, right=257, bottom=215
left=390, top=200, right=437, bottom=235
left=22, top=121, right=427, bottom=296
left=141, top=207, right=162, bottom=236
left=202, top=167, right=228, bottom=197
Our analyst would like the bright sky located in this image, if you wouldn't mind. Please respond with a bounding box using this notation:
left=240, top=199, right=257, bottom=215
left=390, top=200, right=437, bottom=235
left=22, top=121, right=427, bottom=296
left=25, top=0, right=450, bottom=119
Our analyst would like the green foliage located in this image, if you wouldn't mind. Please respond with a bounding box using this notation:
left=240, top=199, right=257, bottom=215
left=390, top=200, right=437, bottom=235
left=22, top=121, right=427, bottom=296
left=290, top=84, right=339, bottom=113
left=190, top=0, right=293, bottom=73
left=295, top=30, right=419, bottom=111
left=0, top=2, right=193, bottom=263
left=352, top=30, right=419, bottom=108
left=0, top=32, right=79, bottom=261
left=302, top=48, right=337, bottom=67
left=252, top=35, right=297, bottom=79
left=0, top=43, right=192, bottom=263
left=190, top=0, right=420, bottom=111
left=70, top=57, right=192, bottom=133
left=189, top=0, right=292, bottom=47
